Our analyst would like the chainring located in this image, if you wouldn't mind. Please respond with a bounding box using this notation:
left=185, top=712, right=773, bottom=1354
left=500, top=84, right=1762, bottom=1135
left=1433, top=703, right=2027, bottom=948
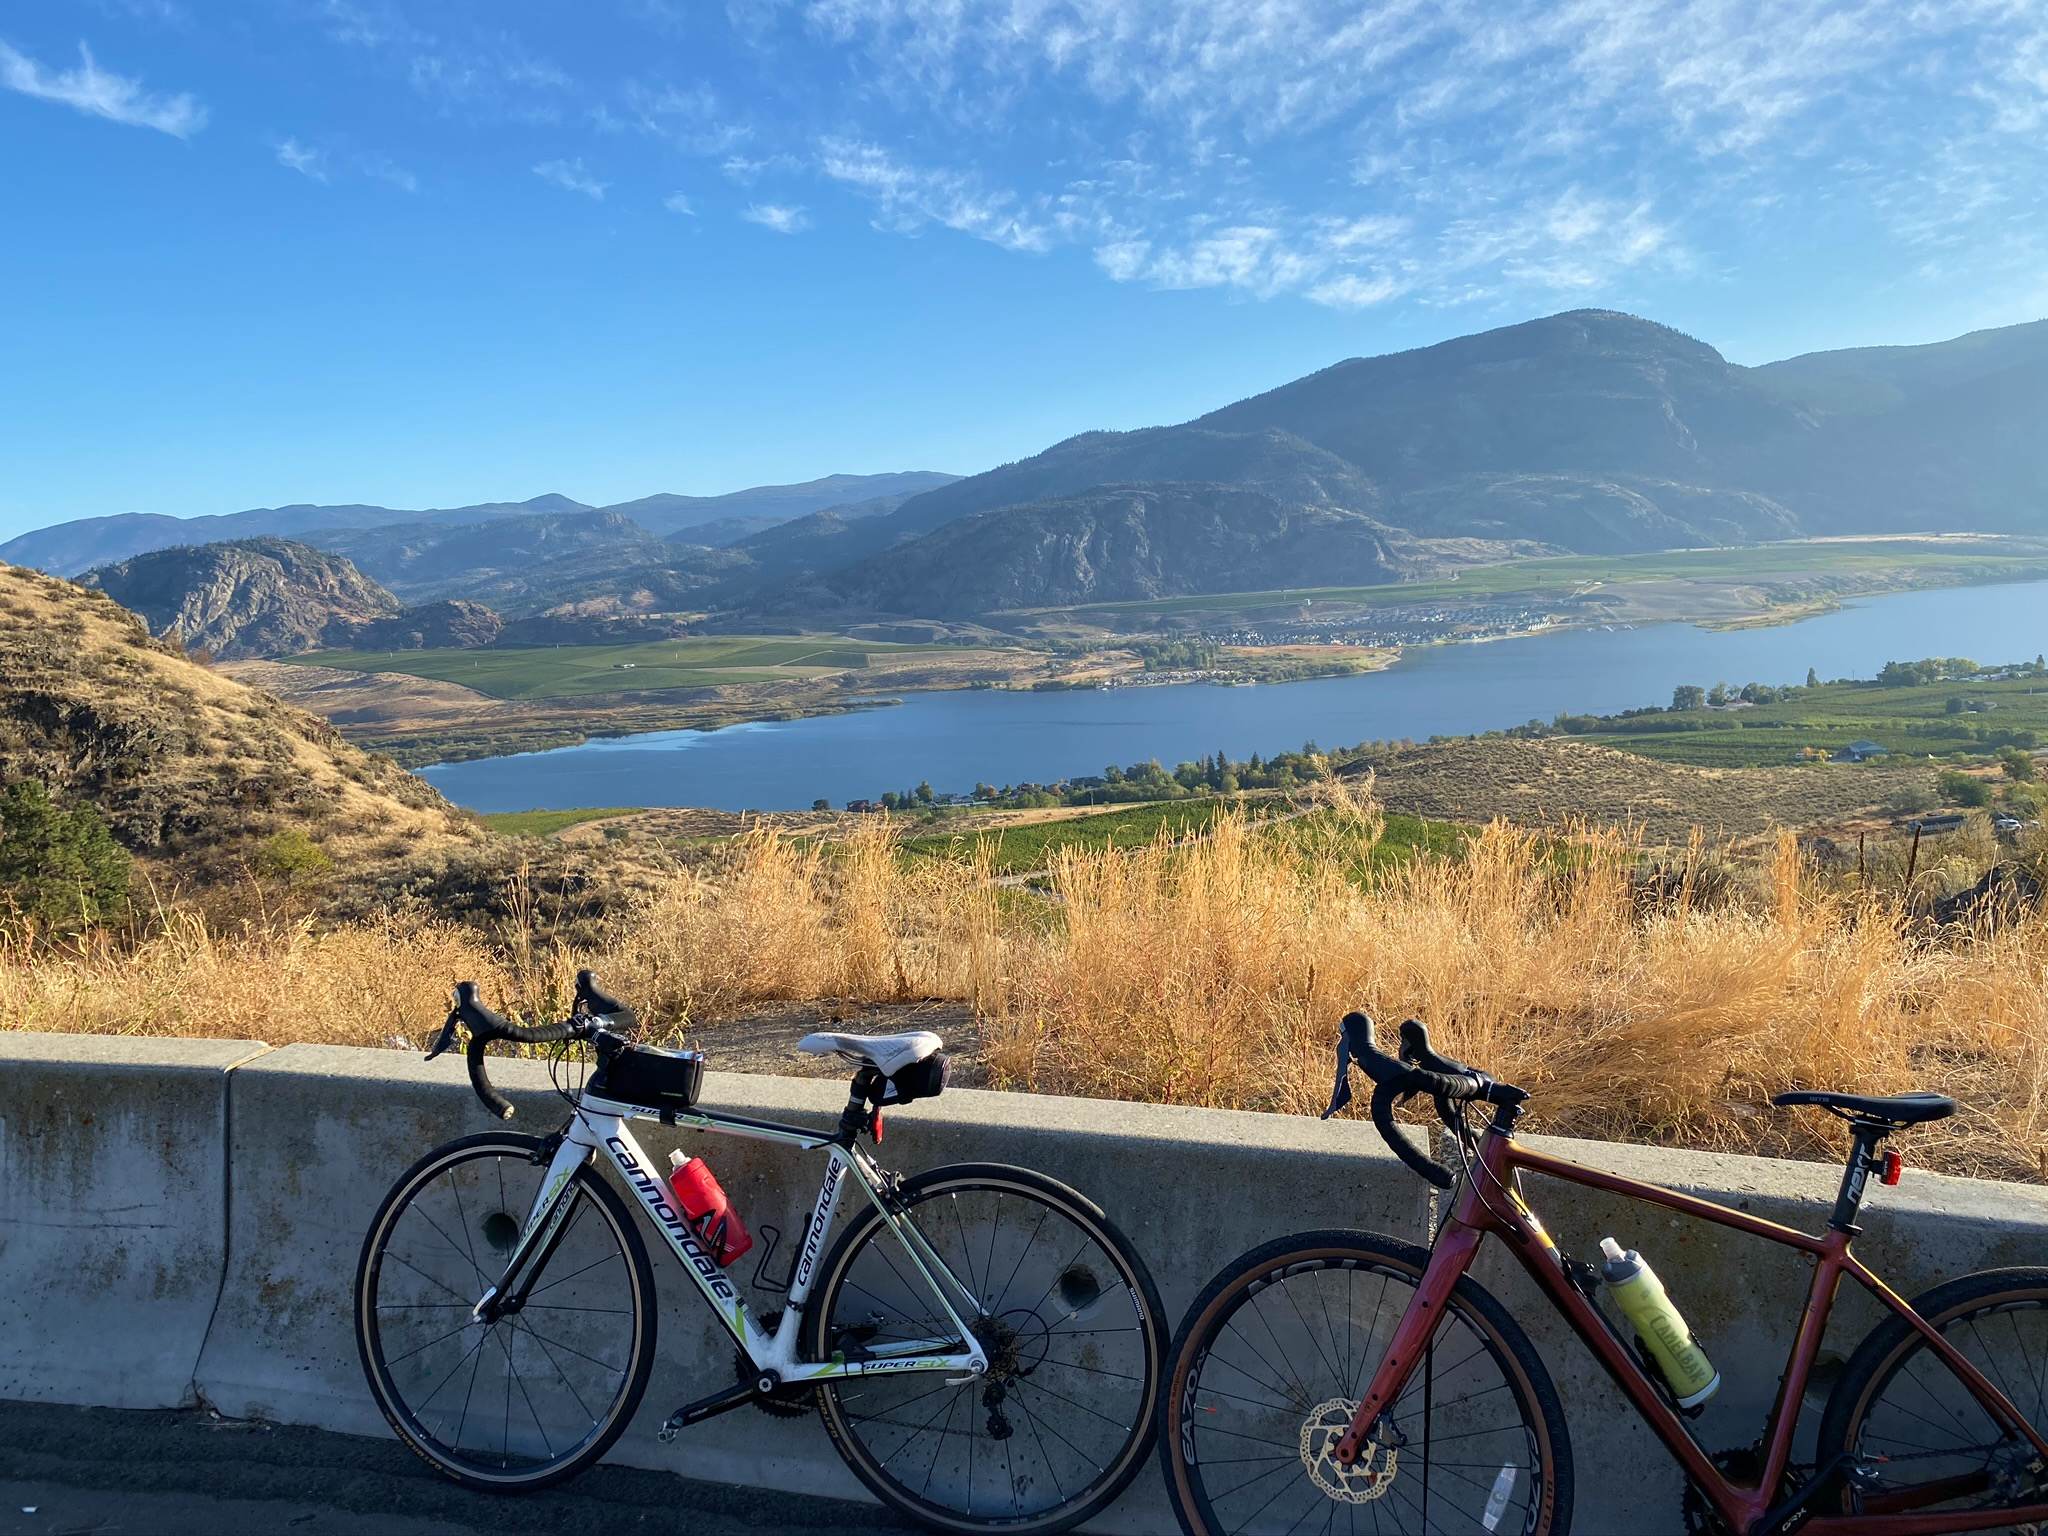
left=1682, top=1443, right=1806, bottom=1536
left=736, top=1311, right=813, bottom=1420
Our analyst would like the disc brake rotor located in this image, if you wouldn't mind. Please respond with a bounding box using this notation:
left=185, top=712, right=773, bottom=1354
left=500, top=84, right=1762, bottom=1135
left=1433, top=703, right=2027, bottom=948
left=1300, top=1398, right=1397, bottom=1505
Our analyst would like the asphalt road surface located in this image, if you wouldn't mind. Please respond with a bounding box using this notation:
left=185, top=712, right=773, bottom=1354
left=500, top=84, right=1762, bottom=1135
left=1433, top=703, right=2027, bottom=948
left=0, top=1401, right=912, bottom=1535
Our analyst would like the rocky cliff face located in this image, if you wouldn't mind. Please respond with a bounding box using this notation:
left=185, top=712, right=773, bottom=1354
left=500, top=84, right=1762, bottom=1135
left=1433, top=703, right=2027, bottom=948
left=827, top=483, right=1423, bottom=614
left=76, top=538, right=402, bottom=658
left=345, top=599, right=503, bottom=650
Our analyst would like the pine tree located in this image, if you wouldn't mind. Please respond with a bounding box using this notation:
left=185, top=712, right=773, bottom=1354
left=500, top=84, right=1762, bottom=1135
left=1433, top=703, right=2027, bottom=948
left=0, top=781, right=130, bottom=929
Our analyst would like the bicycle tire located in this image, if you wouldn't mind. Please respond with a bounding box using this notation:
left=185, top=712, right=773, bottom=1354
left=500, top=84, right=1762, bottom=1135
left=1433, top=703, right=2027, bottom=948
left=808, top=1161, right=1167, bottom=1534
left=1817, top=1265, right=2048, bottom=1522
left=1159, top=1229, right=1572, bottom=1536
left=355, top=1131, right=658, bottom=1492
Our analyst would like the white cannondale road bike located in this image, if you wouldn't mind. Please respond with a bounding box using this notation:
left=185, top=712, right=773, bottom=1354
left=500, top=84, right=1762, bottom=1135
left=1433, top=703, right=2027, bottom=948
left=353, top=971, right=1165, bottom=1534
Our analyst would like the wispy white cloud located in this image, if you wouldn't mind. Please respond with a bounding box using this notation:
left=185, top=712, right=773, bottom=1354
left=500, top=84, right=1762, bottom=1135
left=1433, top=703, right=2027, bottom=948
left=533, top=157, right=607, bottom=200
left=0, top=38, right=205, bottom=137
left=361, top=156, right=418, bottom=193
left=742, top=201, right=810, bottom=233
left=274, top=136, right=328, bottom=180
left=663, top=190, right=696, bottom=214
left=1307, top=273, right=1404, bottom=310
left=817, top=136, right=1050, bottom=252
left=721, top=151, right=799, bottom=182
left=315, top=5, right=572, bottom=123
left=273, top=136, right=418, bottom=192
left=621, top=79, right=750, bottom=154
left=762, top=0, right=2048, bottom=315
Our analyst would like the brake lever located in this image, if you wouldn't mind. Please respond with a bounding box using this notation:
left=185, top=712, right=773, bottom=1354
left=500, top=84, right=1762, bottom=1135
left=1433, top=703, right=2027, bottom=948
left=425, top=1007, right=462, bottom=1062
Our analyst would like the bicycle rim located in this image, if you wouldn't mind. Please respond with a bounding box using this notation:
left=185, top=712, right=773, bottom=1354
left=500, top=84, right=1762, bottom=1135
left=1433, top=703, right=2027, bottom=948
left=1163, top=1234, right=1565, bottom=1536
left=1833, top=1283, right=2048, bottom=1523
left=355, top=1135, right=655, bottom=1489
left=811, top=1166, right=1165, bottom=1533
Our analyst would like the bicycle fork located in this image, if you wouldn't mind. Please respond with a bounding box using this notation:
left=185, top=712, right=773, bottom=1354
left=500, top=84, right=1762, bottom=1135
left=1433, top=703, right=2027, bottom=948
left=1334, top=1216, right=1484, bottom=1468
left=471, top=1136, right=585, bottom=1325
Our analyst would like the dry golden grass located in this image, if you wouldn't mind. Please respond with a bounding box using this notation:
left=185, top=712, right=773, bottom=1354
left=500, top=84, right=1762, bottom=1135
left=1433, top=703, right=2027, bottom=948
left=6, top=795, right=2043, bottom=1182
left=0, top=562, right=480, bottom=871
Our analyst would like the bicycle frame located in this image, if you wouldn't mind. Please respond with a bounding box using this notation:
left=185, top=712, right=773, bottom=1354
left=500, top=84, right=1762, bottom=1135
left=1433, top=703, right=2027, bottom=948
left=1340, top=1125, right=2048, bottom=1536
left=473, top=1091, right=989, bottom=1385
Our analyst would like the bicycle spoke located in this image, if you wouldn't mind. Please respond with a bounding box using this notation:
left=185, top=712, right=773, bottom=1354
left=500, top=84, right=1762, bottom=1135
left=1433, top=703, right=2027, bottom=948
left=1844, top=1292, right=2048, bottom=1520
left=361, top=1145, right=643, bottom=1489
left=1176, top=1251, right=1552, bottom=1536
left=818, top=1177, right=1157, bottom=1528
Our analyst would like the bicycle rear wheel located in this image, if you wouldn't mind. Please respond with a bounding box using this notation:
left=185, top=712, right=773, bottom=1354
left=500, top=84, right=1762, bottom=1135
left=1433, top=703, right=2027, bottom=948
left=1817, top=1266, right=2048, bottom=1524
left=1159, top=1230, right=1571, bottom=1536
left=808, top=1162, right=1166, bottom=1534
left=355, top=1132, right=657, bottom=1491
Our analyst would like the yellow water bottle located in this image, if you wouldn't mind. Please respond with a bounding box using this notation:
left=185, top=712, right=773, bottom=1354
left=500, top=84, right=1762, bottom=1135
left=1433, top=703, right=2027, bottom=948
left=1600, top=1236, right=1721, bottom=1409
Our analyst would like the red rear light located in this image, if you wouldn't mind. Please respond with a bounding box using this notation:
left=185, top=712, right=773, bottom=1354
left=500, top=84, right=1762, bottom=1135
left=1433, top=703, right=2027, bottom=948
left=1880, top=1149, right=1903, bottom=1186
left=872, top=1111, right=885, bottom=1143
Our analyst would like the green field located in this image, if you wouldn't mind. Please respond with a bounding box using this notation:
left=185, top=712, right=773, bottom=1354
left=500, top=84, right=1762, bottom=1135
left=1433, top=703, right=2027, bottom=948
left=291, top=635, right=955, bottom=700
left=897, top=799, right=1464, bottom=875
left=1583, top=671, right=2048, bottom=768
left=1032, top=538, right=2048, bottom=619
left=482, top=807, right=640, bottom=836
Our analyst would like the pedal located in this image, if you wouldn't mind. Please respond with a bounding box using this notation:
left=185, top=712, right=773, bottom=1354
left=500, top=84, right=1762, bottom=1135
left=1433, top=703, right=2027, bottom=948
left=659, top=1380, right=756, bottom=1441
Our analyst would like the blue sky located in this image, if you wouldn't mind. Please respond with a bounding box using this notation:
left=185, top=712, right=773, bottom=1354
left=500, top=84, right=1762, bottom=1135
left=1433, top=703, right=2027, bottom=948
left=3, top=1, right=2045, bottom=538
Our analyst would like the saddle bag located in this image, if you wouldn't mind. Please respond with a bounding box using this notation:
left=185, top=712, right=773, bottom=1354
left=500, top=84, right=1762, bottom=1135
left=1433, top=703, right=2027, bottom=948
left=881, top=1052, right=948, bottom=1105
left=590, top=1043, right=705, bottom=1110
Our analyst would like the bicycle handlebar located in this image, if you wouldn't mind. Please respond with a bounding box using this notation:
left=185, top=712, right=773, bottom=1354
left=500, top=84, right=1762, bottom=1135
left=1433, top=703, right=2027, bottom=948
left=424, top=971, right=633, bottom=1120
left=1324, top=1011, right=1524, bottom=1189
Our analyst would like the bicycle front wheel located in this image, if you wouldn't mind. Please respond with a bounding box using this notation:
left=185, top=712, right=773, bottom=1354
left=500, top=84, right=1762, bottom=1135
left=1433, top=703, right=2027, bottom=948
left=1160, top=1230, right=1571, bottom=1536
left=808, top=1162, right=1166, bottom=1534
left=1818, top=1265, right=2048, bottom=1524
left=354, top=1132, right=657, bottom=1492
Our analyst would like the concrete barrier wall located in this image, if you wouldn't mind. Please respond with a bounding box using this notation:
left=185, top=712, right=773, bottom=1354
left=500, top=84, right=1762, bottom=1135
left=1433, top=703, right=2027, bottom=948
left=5, top=1033, right=2047, bottom=1534
left=188, top=1044, right=1432, bottom=1533
left=0, top=1032, right=269, bottom=1409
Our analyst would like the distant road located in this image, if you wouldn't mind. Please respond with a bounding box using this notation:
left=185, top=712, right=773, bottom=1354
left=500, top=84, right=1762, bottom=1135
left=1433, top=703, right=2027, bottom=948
left=0, top=1401, right=904, bottom=1535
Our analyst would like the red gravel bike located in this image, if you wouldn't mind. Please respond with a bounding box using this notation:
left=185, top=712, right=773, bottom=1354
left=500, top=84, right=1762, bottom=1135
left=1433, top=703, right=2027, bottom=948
left=1158, top=1011, right=2048, bottom=1535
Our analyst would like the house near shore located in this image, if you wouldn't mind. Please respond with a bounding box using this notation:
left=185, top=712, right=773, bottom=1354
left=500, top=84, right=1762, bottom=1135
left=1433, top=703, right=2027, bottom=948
left=1838, top=739, right=1888, bottom=762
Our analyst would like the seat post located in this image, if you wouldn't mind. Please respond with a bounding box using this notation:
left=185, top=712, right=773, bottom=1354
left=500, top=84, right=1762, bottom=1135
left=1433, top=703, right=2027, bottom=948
left=1827, top=1122, right=1888, bottom=1233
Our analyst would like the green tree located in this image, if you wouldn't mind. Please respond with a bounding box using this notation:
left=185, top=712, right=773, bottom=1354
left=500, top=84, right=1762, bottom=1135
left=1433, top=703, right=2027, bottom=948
left=915, top=780, right=935, bottom=805
left=0, top=781, right=130, bottom=929
left=1946, top=695, right=1969, bottom=714
left=1997, top=747, right=2036, bottom=782
left=254, top=828, right=332, bottom=884
left=1707, top=682, right=1729, bottom=707
left=1936, top=770, right=1993, bottom=808
left=1805, top=668, right=1821, bottom=689
left=1672, top=685, right=1706, bottom=711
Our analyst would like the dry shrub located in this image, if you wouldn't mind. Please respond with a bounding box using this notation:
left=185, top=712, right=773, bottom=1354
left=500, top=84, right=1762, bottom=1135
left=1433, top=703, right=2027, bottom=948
left=980, top=806, right=2048, bottom=1182
left=5, top=799, right=2044, bottom=1181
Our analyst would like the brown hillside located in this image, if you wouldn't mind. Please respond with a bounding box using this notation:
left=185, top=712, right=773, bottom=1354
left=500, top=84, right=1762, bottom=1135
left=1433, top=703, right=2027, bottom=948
left=0, top=563, right=480, bottom=875
left=1351, top=736, right=1937, bottom=841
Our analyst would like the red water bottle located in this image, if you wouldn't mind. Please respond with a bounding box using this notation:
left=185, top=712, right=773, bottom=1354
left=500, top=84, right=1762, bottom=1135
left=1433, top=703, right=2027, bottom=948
left=667, top=1150, right=753, bottom=1267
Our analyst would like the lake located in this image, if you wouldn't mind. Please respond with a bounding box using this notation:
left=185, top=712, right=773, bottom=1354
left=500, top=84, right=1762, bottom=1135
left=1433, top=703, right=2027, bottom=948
left=420, top=579, right=2048, bottom=812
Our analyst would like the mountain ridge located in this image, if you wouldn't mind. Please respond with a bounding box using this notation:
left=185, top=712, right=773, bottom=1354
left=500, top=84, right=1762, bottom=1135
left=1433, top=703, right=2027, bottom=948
left=1, top=472, right=962, bottom=576
left=19, top=310, right=2046, bottom=625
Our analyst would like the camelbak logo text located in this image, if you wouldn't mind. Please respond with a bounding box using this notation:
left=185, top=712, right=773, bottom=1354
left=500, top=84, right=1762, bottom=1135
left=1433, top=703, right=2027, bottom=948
left=607, top=1137, right=736, bottom=1302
